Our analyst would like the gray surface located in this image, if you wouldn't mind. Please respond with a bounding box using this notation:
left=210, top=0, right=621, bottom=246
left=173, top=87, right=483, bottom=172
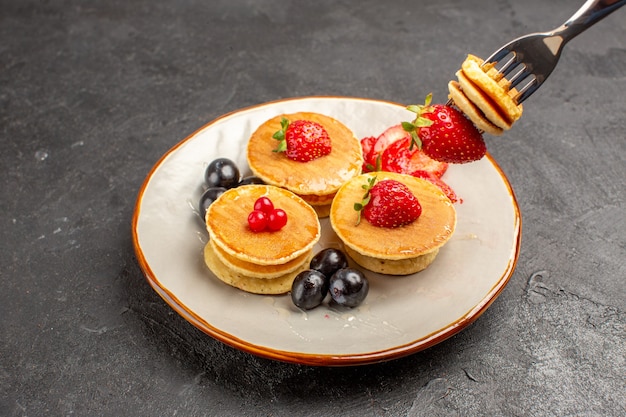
left=1, top=0, right=625, bottom=416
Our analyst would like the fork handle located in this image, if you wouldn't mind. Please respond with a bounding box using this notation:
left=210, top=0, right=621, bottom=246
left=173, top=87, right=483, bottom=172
left=556, top=0, right=626, bottom=42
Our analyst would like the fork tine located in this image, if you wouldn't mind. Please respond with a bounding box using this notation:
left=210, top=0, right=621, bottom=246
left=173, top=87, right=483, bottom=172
left=507, top=64, right=530, bottom=88
left=483, top=47, right=512, bottom=66
left=468, top=0, right=626, bottom=107
left=492, top=52, right=519, bottom=77
left=515, top=79, right=540, bottom=104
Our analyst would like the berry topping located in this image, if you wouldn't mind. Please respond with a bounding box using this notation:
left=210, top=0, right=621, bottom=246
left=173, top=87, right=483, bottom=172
left=204, top=158, right=240, bottom=188
left=253, top=196, right=274, bottom=214
left=402, top=94, right=487, bottom=164
left=267, top=208, right=288, bottom=231
left=247, top=210, right=268, bottom=232
left=247, top=197, right=287, bottom=232
left=355, top=178, right=422, bottom=228
left=291, top=269, right=329, bottom=310
left=273, top=117, right=332, bottom=162
left=329, top=268, right=369, bottom=308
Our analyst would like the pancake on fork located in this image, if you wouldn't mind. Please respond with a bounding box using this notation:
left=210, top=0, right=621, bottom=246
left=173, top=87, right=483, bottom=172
left=449, top=54, right=524, bottom=133
left=246, top=112, right=363, bottom=217
left=448, top=80, right=504, bottom=135
left=204, top=184, right=321, bottom=294
left=329, top=172, right=457, bottom=275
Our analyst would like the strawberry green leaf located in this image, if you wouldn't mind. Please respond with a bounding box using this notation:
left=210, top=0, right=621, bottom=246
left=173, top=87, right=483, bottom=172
left=273, top=140, right=287, bottom=153
left=401, top=121, right=416, bottom=132
left=374, top=154, right=382, bottom=172
left=424, top=93, right=433, bottom=106
left=364, top=154, right=382, bottom=173
left=409, top=131, right=422, bottom=150
left=413, top=117, right=433, bottom=127
left=404, top=93, right=437, bottom=150
left=272, top=117, right=290, bottom=153
left=354, top=175, right=377, bottom=225
left=406, top=105, right=421, bottom=114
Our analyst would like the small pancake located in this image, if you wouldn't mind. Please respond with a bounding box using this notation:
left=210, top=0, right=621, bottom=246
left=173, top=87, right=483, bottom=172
left=457, top=70, right=513, bottom=131
left=206, top=184, right=320, bottom=265
left=461, top=54, right=523, bottom=124
left=344, top=246, right=439, bottom=276
left=246, top=112, right=363, bottom=197
left=330, top=172, right=456, bottom=274
left=298, top=191, right=336, bottom=206
left=448, top=80, right=504, bottom=135
left=210, top=239, right=312, bottom=279
left=298, top=191, right=335, bottom=218
left=204, top=243, right=309, bottom=294
left=311, top=203, right=331, bottom=218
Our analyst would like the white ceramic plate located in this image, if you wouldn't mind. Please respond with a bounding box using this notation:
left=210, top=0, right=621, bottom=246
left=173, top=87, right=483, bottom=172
left=132, top=97, right=521, bottom=366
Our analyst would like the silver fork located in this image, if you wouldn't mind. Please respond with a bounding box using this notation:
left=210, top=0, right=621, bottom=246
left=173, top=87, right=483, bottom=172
left=482, top=0, right=626, bottom=104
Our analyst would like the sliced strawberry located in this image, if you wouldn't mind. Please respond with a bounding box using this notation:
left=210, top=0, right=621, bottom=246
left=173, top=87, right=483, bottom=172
left=360, top=136, right=376, bottom=157
left=361, top=124, right=412, bottom=173
left=360, top=136, right=378, bottom=172
left=361, top=179, right=422, bottom=228
left=372, top=124, right=409, bottom=155
left=381, top=137, right=448, bottom=178
left=411, top=170, right=459, bottom=204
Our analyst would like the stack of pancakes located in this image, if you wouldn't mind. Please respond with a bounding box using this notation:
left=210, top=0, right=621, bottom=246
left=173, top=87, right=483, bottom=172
left=204, top=184, right=320, bottom=294
left=246, top=112, right=363, bottom=218
left=330, top=172, right=457, bottom=276
left=448, top=54, right=524, bottom=135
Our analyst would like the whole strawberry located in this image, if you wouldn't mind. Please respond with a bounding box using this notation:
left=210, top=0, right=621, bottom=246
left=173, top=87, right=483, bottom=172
left=355, top=178, right=422, bottom=228
left=273, top=117, right=332, bottom=162
left=402, top=94, right=486, bottom=164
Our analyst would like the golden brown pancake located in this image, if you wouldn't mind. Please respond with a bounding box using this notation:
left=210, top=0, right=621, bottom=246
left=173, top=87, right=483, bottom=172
left=246, top=112, right=363, bottom=215
left=448, top=80, right=504, bottom=135
left=343, top=245, right=440, bottom=276
left=298, top=191, right=335, bottom=218
left=210, top=239, right=313, bottom=279
left=456, top=69, right=513, bottom=131
left=203, top=243, right=311, bottom=294
left=298, top=191, right=336, bottom=206
left=206, top=184, right=320, bottom=266
left=460, top=54, right=523, bottom=125
left=329, top=172, right=456, bottom=275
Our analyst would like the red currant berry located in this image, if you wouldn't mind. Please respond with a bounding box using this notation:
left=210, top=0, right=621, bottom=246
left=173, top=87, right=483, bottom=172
left=267, top=208, right=288, bottom=231
left=247, top=210, right=268, bottom=232
left=253, top=196, right=274, bottom=214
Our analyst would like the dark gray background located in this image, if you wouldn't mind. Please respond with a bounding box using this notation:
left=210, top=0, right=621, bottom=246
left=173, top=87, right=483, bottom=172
left=2, top=0, right=624, bottom=415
